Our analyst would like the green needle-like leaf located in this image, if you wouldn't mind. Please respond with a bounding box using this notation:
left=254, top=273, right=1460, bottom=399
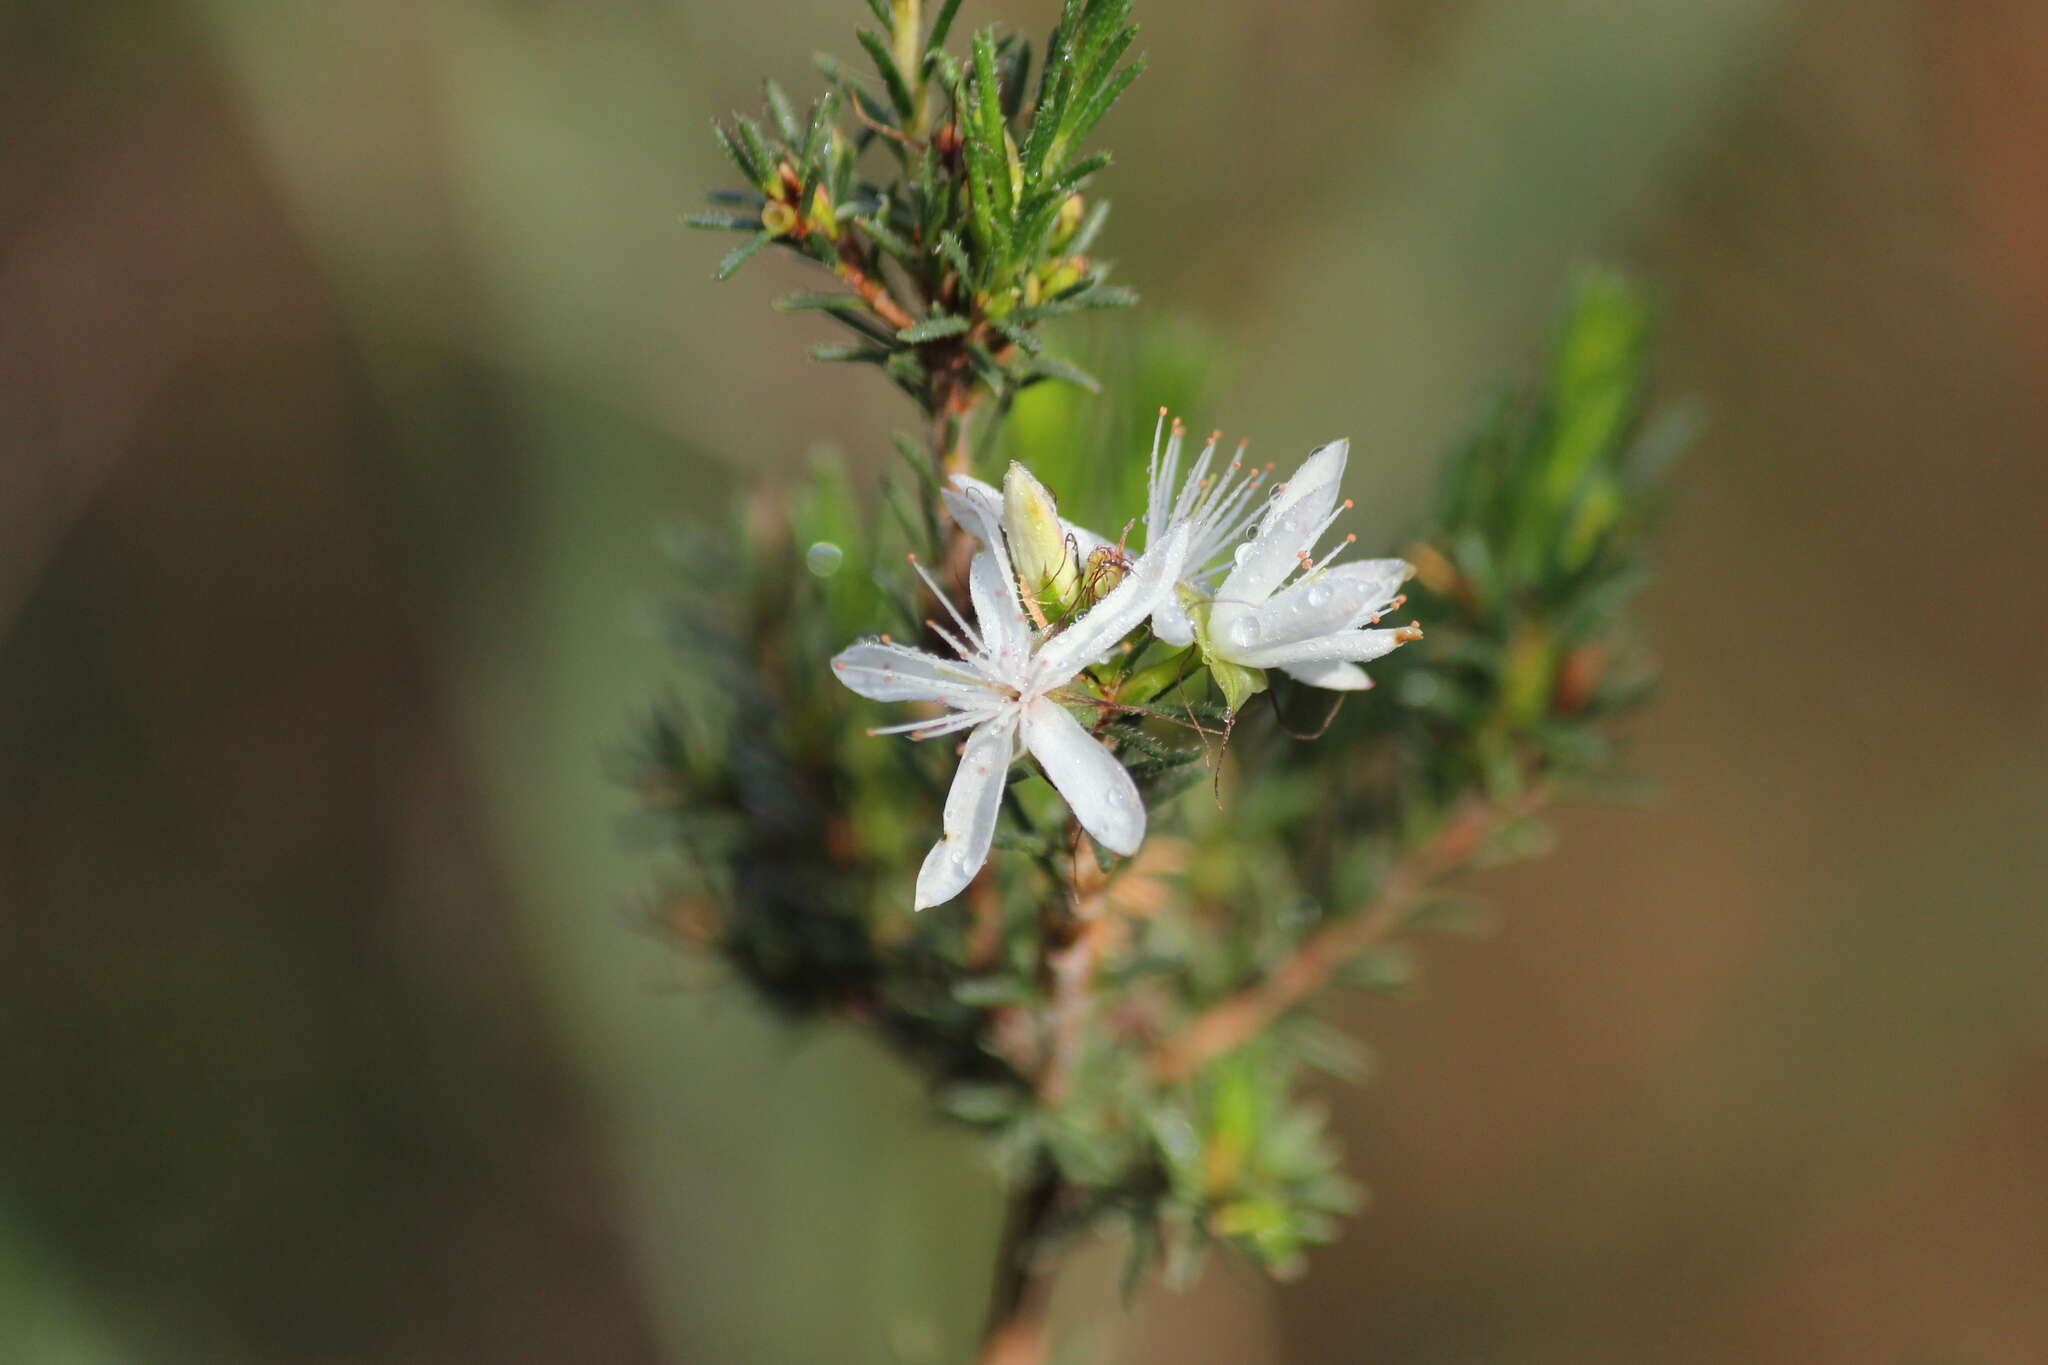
left=856, top=28, right=918, bottom=117
left=898, top=314, right=972, bottom=343
left=714, top=230, right=776, bottom=280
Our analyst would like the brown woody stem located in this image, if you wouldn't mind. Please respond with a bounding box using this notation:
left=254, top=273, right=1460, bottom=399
left=1151, top=790, right=1538, bottom=1084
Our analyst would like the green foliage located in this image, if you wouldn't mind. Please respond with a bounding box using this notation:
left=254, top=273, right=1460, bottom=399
left=636, top=274, right=1683, bottom=1292
left=688, top=0, right=1143, bottom=419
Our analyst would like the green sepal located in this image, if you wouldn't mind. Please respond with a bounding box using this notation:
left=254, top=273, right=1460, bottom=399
left=1118, top=646, right=1194, bottom=708
left=1185, top=588, right=1267, bottom=714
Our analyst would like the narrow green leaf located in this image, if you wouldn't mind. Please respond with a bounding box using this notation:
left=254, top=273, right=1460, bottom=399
left=684, top=210, right=761, bottom=232
left=988, top=316, right=1041, bottom=355
left=713, top=121, right=763, bottom=187
left=856, top=28, right=917, bottom=118
left=811, top=341, right=894, bottom=363
left=799, top=90, right=838, bottom=176
left=957, top=90, right=1007, bottom=258
left=998, top=38, right=1033, bottom=122
left=861, top=213, right=915, bottom=262
left=970, top=33, right=1014, bottom=219
left=1041, top=149, right=1112, bottom=199
left=898, top=313, right=971, bottom=343
left=762, top=78, right=800, bottom=142
left=1025, top=351, right=1102, bottom=393
left=1059, top=54, right=1143, bottom=161
left=714, top=230, right=775, bottom=280
left=935, top=230, right=976, bottom=286
left=927, top=0, right=965, bottom=52
left=774, top=292, right=869, bottom=313
left=821, top=308, right=898, bottom=347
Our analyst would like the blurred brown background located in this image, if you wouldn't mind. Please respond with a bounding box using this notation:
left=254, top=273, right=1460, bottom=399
left=3, top=1, right=2045, bottom=1362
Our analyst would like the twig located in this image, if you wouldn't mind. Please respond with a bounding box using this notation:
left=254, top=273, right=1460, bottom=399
left=1038, top=826, right=1105, bottom=1103
left=832, top=241, right=917, bottom=332
left=976, top=1165, right=1061, bottom=1365
left=1150, top=789, right=1538, bottom=1083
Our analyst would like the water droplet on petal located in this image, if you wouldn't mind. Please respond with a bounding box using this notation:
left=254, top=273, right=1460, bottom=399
left=1107, top=787, right=1126, bottom=807
left=805, top=541, right=845, bottom=577
left=1232, top=543, right=1254, bottom=567
left=1226, top=616, right=1260, bottom=650
left=1243, top=521, right=1261, bottom=541
left=1307, top=581, right=1333, bottom=609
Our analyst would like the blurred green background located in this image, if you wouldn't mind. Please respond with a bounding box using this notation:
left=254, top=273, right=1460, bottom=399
left=5, top=1, right=2046, bottom=1361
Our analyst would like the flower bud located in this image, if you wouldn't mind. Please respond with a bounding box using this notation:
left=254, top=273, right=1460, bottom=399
left=1002, top=462, right=1079, bottom=622
left=1042, top=256, right=1086, bottom=299
left=761, top=199, right=800, bottom=237
left=1054, top=193, right=1085, bottom=246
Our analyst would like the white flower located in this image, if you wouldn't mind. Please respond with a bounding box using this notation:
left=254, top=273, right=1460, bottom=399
left=1203, top=438, right=1419, bottom=692
left=831, top=484, right=1192, bottom=909
left=1134, top=412, right=1278, bottom=647
left=948, top=414, right=1294, bottom=649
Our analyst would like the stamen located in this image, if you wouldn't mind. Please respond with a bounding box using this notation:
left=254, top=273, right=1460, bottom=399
left=909, top=554, right=984, bottom=654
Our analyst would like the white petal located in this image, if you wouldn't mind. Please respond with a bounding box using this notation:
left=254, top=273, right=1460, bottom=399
left=832, top=640, right=1000, bottom=707
left=1228, top=626, right=1410, bottom=670
left=1032, top=524, right=1192, bottom=682
left=1150, top=593, right=1197, bottom=647
left=913, top=713, right=1019, bottom=909
left=969, top=551, right=1033, bottom=681
left=1281, top=659, right=1375, bottom=691
left=1234, top=558, right=1411, bottom=651
left=1021, top=698, right=1145, bottom=856
left=1215, top=443, right=1347, bottom=609
left=1264, top=439, right=1349, bottom=526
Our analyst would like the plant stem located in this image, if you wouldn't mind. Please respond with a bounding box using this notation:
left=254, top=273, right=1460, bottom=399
left=976, top=1165, right=1061, bottom=1365
left=1151, top=790, right=1532, bottom=1083
left=833, top=242, right=917, bottom=331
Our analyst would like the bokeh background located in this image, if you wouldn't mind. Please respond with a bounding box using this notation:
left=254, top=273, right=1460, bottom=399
left=5, top=1, right=2047, bottom=1361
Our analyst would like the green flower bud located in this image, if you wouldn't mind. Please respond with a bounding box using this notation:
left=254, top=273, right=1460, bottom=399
left=1042, top=256, right=1086, bottom=299
left=1054, top=193, right=1085, bottom=246
left=1002, top=462, right=1079, bottom=623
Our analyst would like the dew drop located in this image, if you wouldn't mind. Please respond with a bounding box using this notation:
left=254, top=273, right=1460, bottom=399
left=1226, top=616, right=1260, bottom=649
left=1106, top=787, right=1127, bottom=807
left=1232, top=543, right=1254, bottom=567
left=805, top=541, right=845, bottom=577
left=1307, top=581, right=1333, bottom=609
left=1243, top=521, right=1262, bottom=541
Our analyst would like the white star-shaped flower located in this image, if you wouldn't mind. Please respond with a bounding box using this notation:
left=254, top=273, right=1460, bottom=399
left=1202, top=438, right=1418, bottom=693
left=832, top=484, right=1192, bottom=909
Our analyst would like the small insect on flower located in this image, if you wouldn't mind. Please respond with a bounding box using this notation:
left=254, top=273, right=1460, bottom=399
left=831, top=481, right=1192, bottom=909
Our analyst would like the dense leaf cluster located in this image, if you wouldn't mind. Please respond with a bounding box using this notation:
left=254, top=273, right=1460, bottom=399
left=689, top=0, right=1143, bottom=421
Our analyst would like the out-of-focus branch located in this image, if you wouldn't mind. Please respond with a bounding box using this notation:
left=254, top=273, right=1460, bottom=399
left=1152, top=789, right=1540, bottom=1084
